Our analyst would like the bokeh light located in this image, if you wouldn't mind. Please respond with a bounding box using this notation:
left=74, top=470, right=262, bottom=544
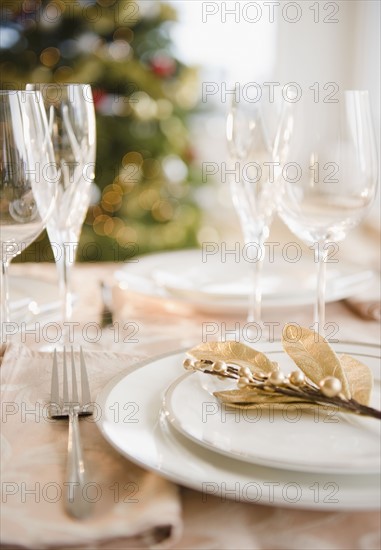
left=3, top=0, right=202, bottom=262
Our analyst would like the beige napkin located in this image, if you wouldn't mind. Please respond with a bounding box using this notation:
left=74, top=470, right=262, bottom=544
left=0, top=343, right=182, bottom=549
left=343, top=297, right=381, bottom=321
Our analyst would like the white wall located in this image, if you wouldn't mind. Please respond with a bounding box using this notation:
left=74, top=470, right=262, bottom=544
left=274, top=0, right=380, bottom=231
left=353, top=0, right=380, bottom=145
left=275, top=0, right=379, bottom=123
left=169, top=0, right=380, bottom=241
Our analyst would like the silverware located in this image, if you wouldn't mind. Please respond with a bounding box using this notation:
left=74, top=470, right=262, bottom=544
left=100, top=281, right=114, bottom=327
left=49, top=347, right=93, bottom=519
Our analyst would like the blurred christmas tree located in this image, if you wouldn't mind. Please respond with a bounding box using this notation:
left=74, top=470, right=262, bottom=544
left=0, top=0, right=201, bottom=261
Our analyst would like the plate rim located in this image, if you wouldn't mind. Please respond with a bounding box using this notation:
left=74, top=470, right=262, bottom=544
left=115, top=248, right=375, bottom=309
left=96, top=341, right=381, bottom=510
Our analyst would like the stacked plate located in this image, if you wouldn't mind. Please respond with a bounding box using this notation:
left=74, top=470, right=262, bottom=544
left=10, top=276, right=60, bottom=324
left=115, top=249, right=375, bottom=314
left=97, top=340, right=381, bottom=510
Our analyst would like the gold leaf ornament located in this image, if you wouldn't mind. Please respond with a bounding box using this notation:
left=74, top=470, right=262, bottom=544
left=339, top=354, right=373, bottom=406
left=223, top=402, right=322, bottom=412
left=214, top=389, right=310, bottom=405
left=184, top=327, right=380, bottom=420
left=187, top=341, right=274, bottom=374
left=282, top=324, right=351, bottom=398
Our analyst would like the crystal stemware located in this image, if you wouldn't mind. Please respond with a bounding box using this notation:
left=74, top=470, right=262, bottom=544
left=226, top=85, right=292, bottom=330
left=0, top=90, right=57, bottom=336
left=277, top=90, right=378, bottom=333
left=27, top=83, right=96, bottom=327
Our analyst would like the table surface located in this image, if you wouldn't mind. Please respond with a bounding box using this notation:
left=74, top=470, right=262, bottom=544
left=7, top=259, right=381, bottom=550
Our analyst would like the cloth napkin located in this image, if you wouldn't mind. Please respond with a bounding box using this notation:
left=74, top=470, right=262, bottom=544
left=343, top=297, right=381, bottom=321
left=0, top=343, right=182, bottom=549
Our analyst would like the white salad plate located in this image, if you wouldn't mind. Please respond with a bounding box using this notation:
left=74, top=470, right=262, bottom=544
left=115, top=249, right=374, bottom=313
left=163, top=344, right=381, bottom=474
left=97, top=342, right=381, bottom=510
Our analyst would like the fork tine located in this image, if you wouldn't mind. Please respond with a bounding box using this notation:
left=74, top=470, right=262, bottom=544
left=51, top=349, right=60, bottom=407
left=71, top=346, right=79, bottom=404
left=80, top=347, right=91, bottom=406
left=63, top=347, right=69, bottom=405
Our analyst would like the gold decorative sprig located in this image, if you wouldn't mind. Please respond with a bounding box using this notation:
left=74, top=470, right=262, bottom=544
left=182, top=324, right=381, bottom=420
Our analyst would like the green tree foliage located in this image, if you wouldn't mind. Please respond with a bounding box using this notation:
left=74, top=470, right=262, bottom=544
left=0, top=0, right=201, bottom=261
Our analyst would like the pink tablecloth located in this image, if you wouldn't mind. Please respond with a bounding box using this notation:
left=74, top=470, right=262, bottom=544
left=3, top=260, right=381, bottom=550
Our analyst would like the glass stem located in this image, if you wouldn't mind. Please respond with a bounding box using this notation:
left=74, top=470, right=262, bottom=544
left=1, top=259, right=10, bottom=342
left=55, top=241, right=74, bottom=326
left=247, top=234, right=266, bottom=327
left=314, top=243, right=329, bottom=336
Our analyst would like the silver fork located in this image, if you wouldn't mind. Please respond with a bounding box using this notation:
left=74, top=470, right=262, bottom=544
left=49, top=347, right=93, bottom=519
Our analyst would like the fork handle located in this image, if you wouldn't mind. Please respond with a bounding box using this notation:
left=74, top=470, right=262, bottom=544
left=66, top=410, right=91, bottom=519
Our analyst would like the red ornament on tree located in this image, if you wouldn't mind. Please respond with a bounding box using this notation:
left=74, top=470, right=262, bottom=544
left=184, top=146, right=196, bottom=163
left=92, top=88, right=107, bottom=109
left=150, top=55, right=176, bottom=78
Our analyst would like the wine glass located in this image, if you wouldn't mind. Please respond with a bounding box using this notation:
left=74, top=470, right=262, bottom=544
left=226, top=85, right=292, bottom=329
left=0, top=90, right=57, bottom=336
left=277, top=90, right=378, bottom=334
left=27, top=84, right=96, bottom=327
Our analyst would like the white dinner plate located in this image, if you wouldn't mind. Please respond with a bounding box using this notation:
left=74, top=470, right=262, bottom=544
left=9, top=275, right=60, bottom=324
left=96, top=343, right=381, bottom=510
left=163, top=344, right=381, bottom=474
left=115, top=249, right=374, bottom=313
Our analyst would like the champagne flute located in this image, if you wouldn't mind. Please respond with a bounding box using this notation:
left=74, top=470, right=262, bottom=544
left=0, top=90, right=57, bottom=336
left=27, top=84, right=96, bottom=326
left=226, top=85, right=292, bottom=328
left=277, top=90, right=378, bottom=333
